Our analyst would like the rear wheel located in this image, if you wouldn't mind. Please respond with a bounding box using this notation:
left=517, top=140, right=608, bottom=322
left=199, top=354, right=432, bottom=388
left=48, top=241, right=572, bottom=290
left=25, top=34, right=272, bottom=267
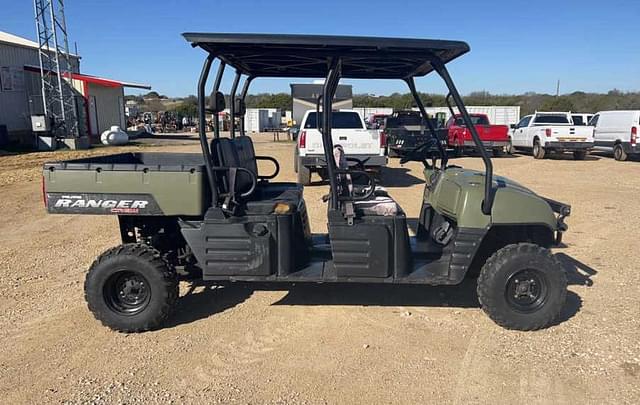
left=505, top=138, right=514, bottom=154
left=573, top=150, right=587, bottom=160
left=85, top=243, right=178, bottom=333
left=493, top=147, right=505, bottom=157
left=613, top=144, right=628, bottom=161
left=477, top=243, right=567, bottom=331
left=533, top=140, right=546, bottom=159
left=296, top=159, right=312, bottom=185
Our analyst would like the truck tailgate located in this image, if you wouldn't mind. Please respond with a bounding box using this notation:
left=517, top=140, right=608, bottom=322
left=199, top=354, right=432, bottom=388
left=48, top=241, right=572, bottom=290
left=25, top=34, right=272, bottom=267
left=550, top=126, right=593, bottom=141
left=474, top=125, right=509, bottom=141
left=304, top=128, right=381, bottom=156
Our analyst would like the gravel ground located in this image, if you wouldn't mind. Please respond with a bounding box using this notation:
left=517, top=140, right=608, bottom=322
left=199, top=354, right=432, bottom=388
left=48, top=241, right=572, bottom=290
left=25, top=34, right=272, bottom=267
left=0, top=134, right=638, bottom=404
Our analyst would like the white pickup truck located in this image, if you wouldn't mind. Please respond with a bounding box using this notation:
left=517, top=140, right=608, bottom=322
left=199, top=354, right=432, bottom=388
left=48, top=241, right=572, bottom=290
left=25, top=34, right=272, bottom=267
left=510, top=112, right=594, bottom=160
left=294, top=110, right=387, bottom=185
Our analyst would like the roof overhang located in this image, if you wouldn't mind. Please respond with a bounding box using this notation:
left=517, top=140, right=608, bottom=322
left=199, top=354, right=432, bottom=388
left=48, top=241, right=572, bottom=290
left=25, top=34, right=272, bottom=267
left=182, top=33, right=470, bottom=79
left=23, top=65, right=151, bottom=89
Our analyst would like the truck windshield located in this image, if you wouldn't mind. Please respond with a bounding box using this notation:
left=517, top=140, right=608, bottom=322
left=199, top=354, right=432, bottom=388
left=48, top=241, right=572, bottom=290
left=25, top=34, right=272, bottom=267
left=454, top=115, right=490, bottom=125
left=534, top=115, right=570, bottom=124
left=304, top=112, right=363, bottom=129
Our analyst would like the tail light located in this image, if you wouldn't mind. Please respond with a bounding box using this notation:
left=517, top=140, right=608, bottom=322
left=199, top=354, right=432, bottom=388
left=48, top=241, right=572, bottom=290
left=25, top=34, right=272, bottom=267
left=299, top=130, right=306, bottom=148
left=632, top=126, right=637, bottom=146
left=41, top=176, right=47, bottom=207
left=379, top=130, right=387, bottom=148
left=545, top=128, right=552, bottom=137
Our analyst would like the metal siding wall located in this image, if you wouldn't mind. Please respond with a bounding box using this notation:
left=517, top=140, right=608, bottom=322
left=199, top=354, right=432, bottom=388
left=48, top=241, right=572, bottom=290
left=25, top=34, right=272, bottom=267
left=88, top=83, right=125, bottom=134
left=0, top=42, right=80, bottom=136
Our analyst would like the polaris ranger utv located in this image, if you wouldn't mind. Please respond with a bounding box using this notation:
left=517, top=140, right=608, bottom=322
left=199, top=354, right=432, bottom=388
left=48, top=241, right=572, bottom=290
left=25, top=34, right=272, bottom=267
left=43, top=33, right=571, bottom=332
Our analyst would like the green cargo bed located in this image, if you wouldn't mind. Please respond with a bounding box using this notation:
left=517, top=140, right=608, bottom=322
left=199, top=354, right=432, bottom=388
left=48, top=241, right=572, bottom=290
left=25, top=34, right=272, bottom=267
left=43, top=153, right=208, bottom=216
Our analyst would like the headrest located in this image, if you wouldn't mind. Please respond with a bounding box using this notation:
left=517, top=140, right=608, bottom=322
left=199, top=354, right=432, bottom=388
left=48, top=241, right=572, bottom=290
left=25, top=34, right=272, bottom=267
left=207, top=91, right=226, bottom=113
left=234, top=98, right=246, bottom=117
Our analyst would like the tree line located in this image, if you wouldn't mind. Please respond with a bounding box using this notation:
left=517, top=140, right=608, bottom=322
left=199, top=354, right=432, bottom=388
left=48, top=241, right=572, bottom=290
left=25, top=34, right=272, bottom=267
left=127, top=90, right=640, bottom=117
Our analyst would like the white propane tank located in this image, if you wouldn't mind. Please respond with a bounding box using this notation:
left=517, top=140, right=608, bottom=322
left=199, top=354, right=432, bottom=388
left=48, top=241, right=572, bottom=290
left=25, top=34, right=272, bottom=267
left=100, top=126, right=129, bottom=145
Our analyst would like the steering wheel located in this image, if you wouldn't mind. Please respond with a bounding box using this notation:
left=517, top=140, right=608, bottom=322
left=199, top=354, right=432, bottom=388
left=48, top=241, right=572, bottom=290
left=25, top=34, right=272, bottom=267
left=399, top=138, right=441, bottom=164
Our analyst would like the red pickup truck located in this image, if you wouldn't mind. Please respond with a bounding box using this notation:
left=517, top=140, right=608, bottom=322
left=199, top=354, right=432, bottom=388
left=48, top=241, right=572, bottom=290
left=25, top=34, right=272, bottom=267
left=445, top=113, right=509, bottom=156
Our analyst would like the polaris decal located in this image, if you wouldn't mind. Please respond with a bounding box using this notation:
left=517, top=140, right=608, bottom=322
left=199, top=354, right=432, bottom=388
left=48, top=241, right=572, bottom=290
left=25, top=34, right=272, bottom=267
left=47, top=193, right=163, bottom=215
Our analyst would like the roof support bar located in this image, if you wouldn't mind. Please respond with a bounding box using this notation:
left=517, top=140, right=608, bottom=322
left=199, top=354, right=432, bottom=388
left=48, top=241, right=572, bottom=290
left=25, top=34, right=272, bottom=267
left=238, top=76, right=254, bottom=137
left=405, top=77, right=448, bottom=170
left=432, top=59, right=494, bottom=215
left=197, top=55, right=218, bottom=206
left=445, top=93, right=457, bottom=118
left=212, top=61, right=226, bottom=139
left=321, top=57, right=342, bottom=209
left=229, top=71, right=241, bottom=138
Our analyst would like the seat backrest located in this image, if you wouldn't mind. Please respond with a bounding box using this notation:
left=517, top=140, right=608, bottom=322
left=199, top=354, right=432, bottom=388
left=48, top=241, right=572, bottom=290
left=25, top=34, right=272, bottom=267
left=210, top=137, right=254, bottom=196
left=234, top=136, right=259, bottom=178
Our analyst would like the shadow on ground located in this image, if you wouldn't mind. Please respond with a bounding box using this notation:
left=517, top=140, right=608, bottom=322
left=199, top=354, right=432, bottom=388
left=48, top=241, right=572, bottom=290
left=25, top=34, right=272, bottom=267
left=379, top=166, right=424, bottom=187
left=165, top=251, right=595, bottom=329
left=135, top=133, right=199, bottom=141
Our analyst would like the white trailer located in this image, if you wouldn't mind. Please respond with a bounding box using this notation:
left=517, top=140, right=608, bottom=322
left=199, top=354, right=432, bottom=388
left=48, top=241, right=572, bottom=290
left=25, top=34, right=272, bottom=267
left=420, top=106, right=520, bottom=126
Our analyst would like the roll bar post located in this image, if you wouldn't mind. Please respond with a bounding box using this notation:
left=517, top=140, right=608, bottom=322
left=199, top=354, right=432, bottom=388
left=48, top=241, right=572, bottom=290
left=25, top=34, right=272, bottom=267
left=405, top=77, right=448, bottom=170
left=445, top=93, right=457, bottom=118
left=432, top=59, right=494, bottom=215
left=238, top=76, right=254, bottom=136
left=229, top=71, right=241, bottom=138
left=321, top=58, right=342, bottom=210
left=211, top=61, right=226, bottom=140
left=197, top=55, right=218, bottom=206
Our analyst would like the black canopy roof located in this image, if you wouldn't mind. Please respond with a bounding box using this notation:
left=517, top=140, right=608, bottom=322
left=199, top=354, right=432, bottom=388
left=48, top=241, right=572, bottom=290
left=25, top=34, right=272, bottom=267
left=182, top=33, right=469, bottom=79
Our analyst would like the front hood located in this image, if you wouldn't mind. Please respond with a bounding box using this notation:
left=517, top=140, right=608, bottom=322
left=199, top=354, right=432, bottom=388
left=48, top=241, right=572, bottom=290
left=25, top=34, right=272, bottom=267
left=444, top=167, right=535, bottom=195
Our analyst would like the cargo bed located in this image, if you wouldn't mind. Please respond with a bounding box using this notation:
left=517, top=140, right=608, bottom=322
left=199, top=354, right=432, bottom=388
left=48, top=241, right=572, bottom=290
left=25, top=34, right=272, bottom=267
left=43, top=153, right=208, bottom=216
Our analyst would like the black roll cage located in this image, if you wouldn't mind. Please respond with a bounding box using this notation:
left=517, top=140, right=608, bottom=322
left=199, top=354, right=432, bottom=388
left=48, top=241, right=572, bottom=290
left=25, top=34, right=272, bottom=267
left=191, top=34, right=494, bottom=215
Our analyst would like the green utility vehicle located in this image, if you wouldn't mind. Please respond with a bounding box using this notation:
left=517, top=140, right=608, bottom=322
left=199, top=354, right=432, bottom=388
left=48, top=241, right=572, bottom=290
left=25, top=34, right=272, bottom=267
left=43, top=34, right=571, bottom=332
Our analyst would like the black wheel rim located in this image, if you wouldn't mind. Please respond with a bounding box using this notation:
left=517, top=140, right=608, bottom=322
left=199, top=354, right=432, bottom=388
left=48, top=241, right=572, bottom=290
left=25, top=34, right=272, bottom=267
left=104, top=271, right=151, bottom=315
left=505, top=269, right=548, bottom=313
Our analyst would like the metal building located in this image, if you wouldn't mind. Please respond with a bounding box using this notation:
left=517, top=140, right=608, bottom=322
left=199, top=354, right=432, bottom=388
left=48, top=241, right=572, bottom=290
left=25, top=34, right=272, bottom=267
left=0, top=30, right=79, bottom=144
left=290, top=83, right=352, bottom=127
left=0, top=31, right=149, bottom=146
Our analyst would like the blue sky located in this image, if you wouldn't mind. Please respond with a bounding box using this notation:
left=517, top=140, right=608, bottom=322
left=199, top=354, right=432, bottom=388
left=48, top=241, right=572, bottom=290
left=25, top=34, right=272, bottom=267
left=3, top=0, right=639, bottom=97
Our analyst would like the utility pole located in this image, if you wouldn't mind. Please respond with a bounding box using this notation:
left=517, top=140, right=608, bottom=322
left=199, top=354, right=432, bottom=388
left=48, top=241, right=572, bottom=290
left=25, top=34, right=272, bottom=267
left=556, top=79, right=560, bottom=97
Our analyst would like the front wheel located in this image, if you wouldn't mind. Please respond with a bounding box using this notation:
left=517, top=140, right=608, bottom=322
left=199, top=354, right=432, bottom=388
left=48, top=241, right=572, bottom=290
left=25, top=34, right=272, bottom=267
left=493, top=147, right=505, bottom=157
left=533, top=141, right=546, bottom=159
left=477, top=243, right=567, bottom=331
left=85, top=244, right=179, bottom=333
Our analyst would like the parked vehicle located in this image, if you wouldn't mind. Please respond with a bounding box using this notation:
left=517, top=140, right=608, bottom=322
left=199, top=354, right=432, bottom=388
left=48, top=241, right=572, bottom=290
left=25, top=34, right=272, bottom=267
left=445, top=113, right=509, bottom=157
left=590, top=110, right=640, bottom=161
left=44, top=33, right=572, bottom=333
left=571, top=113, right=594, bottom=126
left=509, top=112, right=594, bottom=159
left=294, top=110, right=387, bottom=185
left=384, top=110, right=441, bottom=158
left=367, top=113, right=390, bottom=129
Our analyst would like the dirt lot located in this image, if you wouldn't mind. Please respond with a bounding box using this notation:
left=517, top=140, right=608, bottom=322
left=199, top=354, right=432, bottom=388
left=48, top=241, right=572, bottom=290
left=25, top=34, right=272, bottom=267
left=0, top=134, right=639, bottom=404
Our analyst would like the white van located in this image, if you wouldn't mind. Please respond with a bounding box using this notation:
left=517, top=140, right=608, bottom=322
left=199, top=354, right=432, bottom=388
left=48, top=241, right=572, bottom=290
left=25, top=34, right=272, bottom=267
left=590, top=111, right=640, bottom=161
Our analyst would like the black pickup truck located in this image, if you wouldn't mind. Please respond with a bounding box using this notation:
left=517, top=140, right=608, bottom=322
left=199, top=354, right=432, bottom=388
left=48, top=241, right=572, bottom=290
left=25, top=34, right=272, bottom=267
left=384, top=111, right=446, bottom=157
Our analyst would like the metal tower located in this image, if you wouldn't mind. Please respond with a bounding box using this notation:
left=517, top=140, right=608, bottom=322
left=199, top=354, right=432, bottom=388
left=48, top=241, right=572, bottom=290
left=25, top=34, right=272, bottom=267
left=33, top=0, right=79, bottom=138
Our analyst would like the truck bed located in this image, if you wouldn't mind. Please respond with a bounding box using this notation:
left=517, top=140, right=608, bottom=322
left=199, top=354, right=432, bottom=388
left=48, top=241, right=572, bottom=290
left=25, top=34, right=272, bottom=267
left=43, top=153, right=208, bottom=216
